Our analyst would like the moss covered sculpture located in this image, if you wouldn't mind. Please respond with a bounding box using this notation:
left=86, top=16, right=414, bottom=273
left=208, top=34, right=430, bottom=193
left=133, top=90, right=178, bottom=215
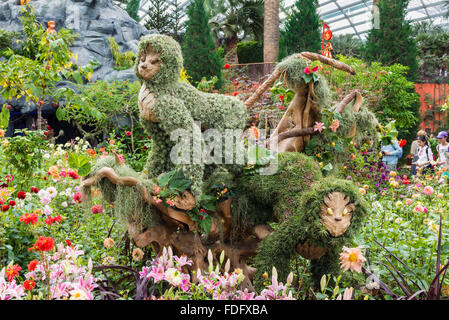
left=82, top=36, right=373, bottom=292
left=134, top=34, right=247, bottom=202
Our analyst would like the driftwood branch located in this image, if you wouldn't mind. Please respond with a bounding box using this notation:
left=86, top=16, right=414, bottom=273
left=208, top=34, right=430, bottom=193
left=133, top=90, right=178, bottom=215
left=244, top=68, right=283, bottom=109
left=336, top=90, right=363, bottom=114
left=299, top=52, right=356, bottom=75
left=276, top=127, right=317, bottom=143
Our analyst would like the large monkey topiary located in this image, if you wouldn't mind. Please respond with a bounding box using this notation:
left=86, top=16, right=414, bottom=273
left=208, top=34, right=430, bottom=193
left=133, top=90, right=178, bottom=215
left=134, top=34, right=247, bottom=202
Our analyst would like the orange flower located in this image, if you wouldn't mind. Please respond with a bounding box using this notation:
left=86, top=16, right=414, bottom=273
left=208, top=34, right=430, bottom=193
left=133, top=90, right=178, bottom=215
left=339, top=246, right=366, bottom=273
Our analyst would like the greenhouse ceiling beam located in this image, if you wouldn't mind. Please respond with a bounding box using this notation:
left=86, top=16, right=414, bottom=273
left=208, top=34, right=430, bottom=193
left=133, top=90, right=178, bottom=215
left=326, top=6, right=371, bottom=25
left=331, top=0, right=363, bottom=40
left=319, top=0, right=371, bottom=17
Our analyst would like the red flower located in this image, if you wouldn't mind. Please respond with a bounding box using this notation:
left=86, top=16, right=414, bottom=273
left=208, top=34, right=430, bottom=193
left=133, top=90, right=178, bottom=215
left=46, top=125, right=51, bottom=130
left=279, top=95, right=284, bottom=101
left=65, top=239, right=72, bottom=247
left=2, top=205, right=9, bottom=212
left=91, top=204, right=104, bottom=214
left=28, top=260, right=38, bottom=271
left=19, top=213, right=38, bottom=225
left=399, top=139, right=406, bottom=148
left=17, top=191, right=26, bottom=199
left=9, top=200, right=16, bottom=207
left=125, top=131, right=132, bottom=137
left=68, top=170, right=80, bottom=180
left=30, top=236, right=54, bottom=252
left=312, top=66, right=319, bottom=73
left=30, top=187, right=39, bottom=193
left=23, top=279, right=36, bottom=291
left=224, top=63, right=231, bottom=69
left=304, top=67, right=311, bottom=74
left=45, top=215, right=62, bottom=225
left=6, top=264, right=21, bottom=282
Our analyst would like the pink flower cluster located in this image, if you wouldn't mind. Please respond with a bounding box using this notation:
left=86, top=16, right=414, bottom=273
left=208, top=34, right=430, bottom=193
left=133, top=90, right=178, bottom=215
left=139, top=247, right=295, bottom=300
left=24, top=243, right=98, bottom=300
left=0, top=269, right=25, bottom=300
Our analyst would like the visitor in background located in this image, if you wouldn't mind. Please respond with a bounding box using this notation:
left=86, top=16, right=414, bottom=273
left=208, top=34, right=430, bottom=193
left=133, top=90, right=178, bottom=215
left=410, top=130, right=427, bottom=176
left=381, top=139, right=403, bottom=172
left=435, top=131, right=449, bottom=178
left=412, top=135, right=434, bottom=175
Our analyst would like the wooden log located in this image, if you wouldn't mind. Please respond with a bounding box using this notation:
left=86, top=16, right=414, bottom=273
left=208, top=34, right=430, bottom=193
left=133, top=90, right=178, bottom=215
left=299, top=52, right=356, bottom=75
left=244, top=67, right=283, bottom=109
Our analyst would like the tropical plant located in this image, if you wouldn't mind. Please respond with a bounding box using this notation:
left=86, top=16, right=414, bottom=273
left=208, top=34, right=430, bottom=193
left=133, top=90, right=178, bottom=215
left=206, top=0, right=264, bottom=64
left=108, top=37, right=135, bottom=70
left=0, top=5, right=92, bottom=131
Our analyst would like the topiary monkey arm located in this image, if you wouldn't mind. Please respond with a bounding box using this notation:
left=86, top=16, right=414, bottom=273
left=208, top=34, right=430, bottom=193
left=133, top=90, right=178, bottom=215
left=153, top=95, right=205, bottom=202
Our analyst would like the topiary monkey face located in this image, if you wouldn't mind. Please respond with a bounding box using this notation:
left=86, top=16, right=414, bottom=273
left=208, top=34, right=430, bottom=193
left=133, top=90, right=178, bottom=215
left=137, top=45, right=162, bottom=82
left=319, top=192, right=355, bottom=237
left=134, top=34, right=183, bottom=85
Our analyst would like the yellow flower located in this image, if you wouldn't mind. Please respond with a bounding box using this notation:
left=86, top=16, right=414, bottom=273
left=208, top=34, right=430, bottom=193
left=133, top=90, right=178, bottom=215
left=395, top=217, right=403, bottom=224
left=331, top=142, right=335, bottom=147
left=359, top=188, right=366, bottom=195
left=2, top=139, right=9, bottom=147
left=363, top=185, right=369, bottom=190
left=389, top=171, right=396, bottom=177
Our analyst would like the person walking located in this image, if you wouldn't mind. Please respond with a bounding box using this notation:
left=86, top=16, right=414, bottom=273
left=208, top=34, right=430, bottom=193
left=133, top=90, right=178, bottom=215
left=412, top=135, right=434, bottom=175
left=381, top=138, right=403, bottom=172
left=410, top=130, right=427, bottom=176
left=435, top=131, right=449, bottom=178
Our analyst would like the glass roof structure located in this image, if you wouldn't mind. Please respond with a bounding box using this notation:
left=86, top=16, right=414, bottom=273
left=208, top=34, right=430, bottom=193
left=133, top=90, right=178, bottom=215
left=313, top=0, right=449, bottom=39
left=128, top=0, right=448, bottom=39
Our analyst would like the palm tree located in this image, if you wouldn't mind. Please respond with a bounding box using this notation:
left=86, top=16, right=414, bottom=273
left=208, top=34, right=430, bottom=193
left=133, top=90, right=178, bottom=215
left=263, top=0, right=279, bottom=74
left=206, top=0, right=264, bottom=65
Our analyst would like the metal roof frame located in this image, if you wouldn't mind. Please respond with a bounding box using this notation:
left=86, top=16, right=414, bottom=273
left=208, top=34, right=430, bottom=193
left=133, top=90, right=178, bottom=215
left=126, top=0, right=449, bottom=38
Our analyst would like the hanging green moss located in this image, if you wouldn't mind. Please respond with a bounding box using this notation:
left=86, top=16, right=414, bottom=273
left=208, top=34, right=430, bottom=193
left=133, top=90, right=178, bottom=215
left=84, top=156, right=160, bottom=230
left=275, top=54, right=332, bottom=109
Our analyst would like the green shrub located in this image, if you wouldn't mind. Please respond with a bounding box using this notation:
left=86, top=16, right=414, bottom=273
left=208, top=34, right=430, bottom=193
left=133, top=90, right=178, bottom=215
left=237, top=41, right=263, bottom=63
left=108, top=37, right=135, bottom=70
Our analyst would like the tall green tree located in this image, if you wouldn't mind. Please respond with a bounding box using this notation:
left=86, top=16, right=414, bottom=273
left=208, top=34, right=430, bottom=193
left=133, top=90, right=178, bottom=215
left=182, top=0, right=224, bottom=87
left=126, top=0, right=140, bottom=22
left=144, top=0, right=172, bottom=34
left=169, top=0, right=186, bottom=42
left=364, top=0, right=418, bottom=81
left=279, top=0, right=321, bottom=59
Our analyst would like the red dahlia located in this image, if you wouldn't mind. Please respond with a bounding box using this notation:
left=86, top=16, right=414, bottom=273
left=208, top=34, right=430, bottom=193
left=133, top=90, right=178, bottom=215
left=23, top=279, right=36, bottom=291
left=28, top=260, right=38, bottom=271
left=17, top=191, right=26, bottom=199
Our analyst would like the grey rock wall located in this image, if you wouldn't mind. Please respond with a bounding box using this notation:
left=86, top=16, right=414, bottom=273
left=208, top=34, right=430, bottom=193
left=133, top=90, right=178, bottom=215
left=0, top=0, right=151, bottom=116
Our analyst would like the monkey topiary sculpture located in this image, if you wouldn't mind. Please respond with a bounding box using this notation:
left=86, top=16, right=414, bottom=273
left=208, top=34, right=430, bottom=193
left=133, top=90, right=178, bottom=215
left=134, top=34, right=247, bottom=202
left=82, top=35, right=373, bottom=292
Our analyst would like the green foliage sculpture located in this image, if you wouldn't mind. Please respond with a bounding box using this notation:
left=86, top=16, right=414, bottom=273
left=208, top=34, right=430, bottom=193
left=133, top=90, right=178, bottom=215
left=83, top=34, right=373, bottom=292
left=134, top=34, right=246, bottom=202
